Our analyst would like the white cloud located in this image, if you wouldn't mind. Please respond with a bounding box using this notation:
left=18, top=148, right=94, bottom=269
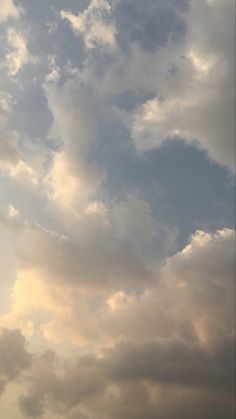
left=61, top=0, right=117, bottom=49
left=84, top=201, right=108, bottom=217
left=0, top=131, right=38, bottom=186
left=8, top=159, right=38, bottom=185
left=1, top=218, right=234, bottom=350
left=5, top=28, right=34, bottom=76
left=42, top=78, right=105, bottom=215
left=0, top=0, right=21, bottom=23
left=90, top=0, right=234, bottom=170
left=45, top=55, right=60, bottom=83
left=0, top=92, right=42, bottom=186
left=45, top=151, right=102, bottom=214
left=187, top=50, right=215, bottom=78
left=0, top=226, right=233, bottom=415
left=128, top=0, right=235, bottom=170
left=7, top=204, right=19, bottom=219
left=0, top=1, right=234, bottom=417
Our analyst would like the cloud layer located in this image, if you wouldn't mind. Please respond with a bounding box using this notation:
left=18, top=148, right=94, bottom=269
left=0, top=0, right=234, bottom=418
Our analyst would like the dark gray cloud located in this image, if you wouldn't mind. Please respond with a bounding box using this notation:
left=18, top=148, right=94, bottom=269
left=18, top=335, right=235, bottom=418
left=0, top=328, right=31, bottom=395
left=106, top=337, right=235, bottom=391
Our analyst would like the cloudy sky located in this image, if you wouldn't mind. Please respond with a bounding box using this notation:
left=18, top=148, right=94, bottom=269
left=0, top=0, right=235, bottom=418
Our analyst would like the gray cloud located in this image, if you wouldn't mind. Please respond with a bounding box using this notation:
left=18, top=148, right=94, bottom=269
left=0, top=328, right=31, bottom=395
left=114, top=0, right=187, bottom=52
left=128, top=0, right=235, bottom=170
left=2, top=227, right=233, bottom=418
left=106, top=337, right=235, bottom=391
left=13, top=210, right=155, bottom=292
left=80, top=0, right=234, bottom=170
left=18, top=335, right=235, bottom=418
left=0, top=1, right=234, bottom=418
left=0, top=130, right=20, bottom=166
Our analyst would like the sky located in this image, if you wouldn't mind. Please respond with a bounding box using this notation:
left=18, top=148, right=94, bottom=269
left=0, top=0, right=235, bottom=418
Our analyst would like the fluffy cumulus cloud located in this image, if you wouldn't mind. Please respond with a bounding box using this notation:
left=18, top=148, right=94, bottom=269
left=61, top=0, right=117, bottom=49
left=0, top=0, right=234, bottom=418
left=7, top=227, right=234, bottom=349
left=0, top=216, right=235, bottom=417
left=128, top=0, right=235, bottom=169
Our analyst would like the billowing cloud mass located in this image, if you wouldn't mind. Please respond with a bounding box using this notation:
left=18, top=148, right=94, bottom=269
left=0, top=0, right=234, bottom=418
